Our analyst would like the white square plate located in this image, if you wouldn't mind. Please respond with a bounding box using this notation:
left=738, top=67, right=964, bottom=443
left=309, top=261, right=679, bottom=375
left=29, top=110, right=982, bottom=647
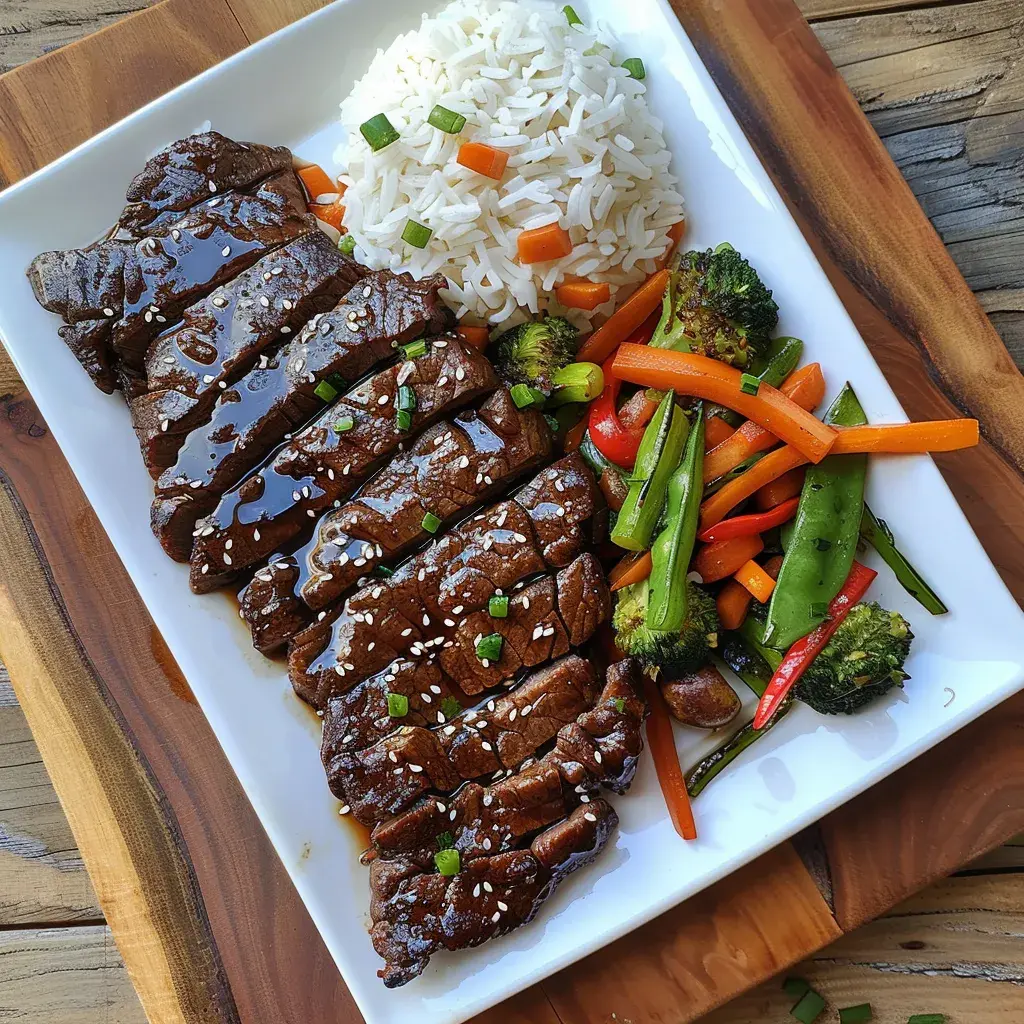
left=1, top=2, right=1022, bottom=1023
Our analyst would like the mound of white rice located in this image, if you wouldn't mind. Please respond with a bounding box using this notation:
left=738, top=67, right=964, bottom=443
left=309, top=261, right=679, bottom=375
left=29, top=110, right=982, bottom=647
left=337, top=0, right=684, bottom=330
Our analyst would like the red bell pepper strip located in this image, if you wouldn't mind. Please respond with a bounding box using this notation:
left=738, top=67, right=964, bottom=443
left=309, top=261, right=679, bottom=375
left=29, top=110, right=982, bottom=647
left=753, top=560, right=878, bottom=729
left=588, top=357, right=648, bottom=469
left=697, top=496, right=800, bottom=544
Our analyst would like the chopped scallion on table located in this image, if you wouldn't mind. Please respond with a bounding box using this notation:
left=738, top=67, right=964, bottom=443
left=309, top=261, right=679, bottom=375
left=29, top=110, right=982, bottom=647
left=427, top=104, right=467, bottom=134
left=314, top=380, right=338, bottom=402
left=790, top=989, right=826, bottom=1024
left=907, top=1017, right=946, bottom=1024
left=475, top=632, right=503, bottom=662
left=488, top=595, right=509, bottom=618
left=621, top=57, right=646, bottom=80
left=359, top=112, right=400, bottom=152
left=434, top=847, right=460, bottom=876
left=402, top=219, right=433, bottom=248
left=334, top=415, right=354, bottom=433
left=783, top=978, right=811, bottom=1001
left=563, top=4, right=582, bottom=25
left=422, top=512, right=441, bottom=534
left=739, top=372, right=761, bottom=395
left=838, top=1005, right=872, bottom=1024
left=401, top=339, right=428, bottom=359
left=338, top=234, right=357, bottom=256
left=386, top=692, right=409, bottom=717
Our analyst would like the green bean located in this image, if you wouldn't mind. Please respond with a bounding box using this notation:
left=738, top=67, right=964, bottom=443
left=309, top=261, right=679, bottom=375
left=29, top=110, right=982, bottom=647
left=861, top=505, right=948, bottom=615
left=762, top=383, right=868, bottom=650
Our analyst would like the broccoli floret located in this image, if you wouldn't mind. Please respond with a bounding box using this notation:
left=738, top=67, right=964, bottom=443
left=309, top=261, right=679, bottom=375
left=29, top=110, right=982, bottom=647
left=490, top=316, right=580, bottom=392
left=613, top=578, right=720, bottom=675
left=797, top=602, right=913, bottom=715
left=652, top=243, right=779, bottom=367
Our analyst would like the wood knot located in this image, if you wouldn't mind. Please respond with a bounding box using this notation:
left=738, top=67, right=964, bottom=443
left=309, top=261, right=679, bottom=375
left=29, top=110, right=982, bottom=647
left=2, top=394, right=48, bottom=439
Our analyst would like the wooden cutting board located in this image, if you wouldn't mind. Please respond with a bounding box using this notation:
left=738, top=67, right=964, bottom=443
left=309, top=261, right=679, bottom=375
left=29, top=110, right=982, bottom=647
left=1, top=1, right=1023, bottom=1021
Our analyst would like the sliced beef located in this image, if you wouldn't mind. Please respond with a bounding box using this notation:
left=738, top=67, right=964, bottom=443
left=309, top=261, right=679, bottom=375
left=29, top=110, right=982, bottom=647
left=57, top=319, right=119, bottom=393
left=133, top=232, right=362, bottom=478
left=115, top=132, right=294, bottom=237
left=112, top=169, right=315, bottom=373
left=149, top=271, right=449, bottom=559
left=369, top=801, right=616, bottom=987
left=325, top=655, right=598, bottom=826
left=364, top=658, right=646, bottom=987
left=192, top=339, right=497, bottom=592
left=300, top=388, right=551, bottom=612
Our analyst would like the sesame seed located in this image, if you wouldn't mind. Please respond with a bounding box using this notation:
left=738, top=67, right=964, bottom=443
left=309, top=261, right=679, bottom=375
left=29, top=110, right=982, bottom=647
left=436, top=802, right=447, bottom=812
left=339, top=804, right=351, bottom=815
left=437, top=376, right=449, bottom=387
left=522, top=597, right=530, bottom=610
left=422, top=614, right=430, bottom=627
left=473, top=884, right=481, bottom=898
left=482, top=741, right=493, bottom=751
left=532, top=625, right=543, bottom=640
left=449, top=808, right=457, bottom=820
left=201, top=563, right=209, bottom=574
left=354, top=557, right=366, bottom=566
left=292, top=490, right=301, bottom=502
left=393, top=767, right=402, bottom=774
left=160, top=419, right=169, bottom=433
left=521, top=704, right=532, bottom=716
left=377, top=394, right=390, bottom=405
left=203, top=374, right=215, bottom=384
left=580, top=794, right=591, bottom=803
left=497, top=900, right=508, bottom=912
left=223, top=553, right=232, bottom=565
left=483, top=881, right=493, bottom=892
left=222, top=245, right=231, bottom=257
left=594, top=750, right=603, bottom=764
left=401, top=628, right=412, bottom=637
left=584, top=812, right=597, bottom=822
left=444, top=618, right=455, bottom=627
left=455, top=367, right=465, bottom=381
left=272, top=267, right=283, bottom=276
left=444, top=725, right=456, bottom=736
left=388, top=751, right=398, bottom=763
left=260, top=295, right=270, bottom=308
left=219, top=381, right=227, bottom=389
left=103, top=307, right=114, bottom=317
left=433, top=340, right=448, bottom=348
left=509, top=708, right=517, bottom=721
left=409, top=764, right=423, bottom=773
left=491, top=911, right=500, bottom=923
left=281, top=326, right=292, bottom=334
left=144, top=311, right=153, bottom=323
left=212, top=295, right=227, bottom=308
left=208, top=180, right=217, bottom=192
left=452, top=605, right=464, bottom=615
left=514, top=532, right=527, bottom=543
left=224, top=539, right=233, bottom=550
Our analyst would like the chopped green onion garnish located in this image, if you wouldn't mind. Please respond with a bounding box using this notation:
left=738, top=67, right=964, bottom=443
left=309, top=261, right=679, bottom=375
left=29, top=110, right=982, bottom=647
left=475, top=632, right=503, bottom=662
left=401, top=338, right=428, bottom=360
left=509, top=383, right=544, bottom=409
left=422, top=512, right=441, bottom=534
left=397, top=385, right=417, bottom=412
left=386, top=692, right=409, bottom=717
left=622, top=57, right=646, bottom=80
left=376, top=565, right=395, bottom=578
left=740, top=372, right=761, bottom=395
left=544, top=414, right=561, bottom=433
left=613, top=697, right=626, bottom=713
left=314, top=380, right=338, bottom=402
left=427, top=104, right=467, bottom=134
left=434, top=847, right=460, bottom=876
left=334, top=415, right=354, bottom=433
left=359, top=113, right=400, bottom=152
left=396, top=409, right=413, bottom=432
left=436, top=830, right=455, bottom=850
left=326, top=372, right=347, bottom=390
left=838, top=1005, right=872, bottom=1024
left=439, top=695, right=462, bottom=719
left=907, top=1017, right=946, bottom=1024
left=783, top=978, right=811, bottom=1001
left=339, top=234, right=357, bottom=256
left=402, top=219, right=433, bottom=249
left=791, top=990, right=826, bottom=1024
left=563, top=4, right=582, bottom=25
left=488, top=595, right=509, bottom=618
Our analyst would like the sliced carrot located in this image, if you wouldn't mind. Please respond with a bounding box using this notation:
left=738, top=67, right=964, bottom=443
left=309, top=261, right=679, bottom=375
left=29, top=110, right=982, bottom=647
left=703, top=362, right=825, bottom=482
left=831, top=420, right=980, bottom=454
left=517, top=222, right=573, bottom=264
left=297, top=164, right=337, bottom=201
left=734, top=560, right=776, bottom=603
left=654, top=220, right=687, bottom=270
left=704, top=413, right=736, bottom=451
left=457, top=325, right=490, bottom=351
left=564, top=416, right=588, bottom=453
left=310, top=200, right=345, bottom=231
left=557, top=280, right=611, bottom=311
left=755, top=467, right=806, bottom=510
left=609, top=550, right=653, bottom=592
left=612, top=345, right=837, bottom=464
left=716, top=580, right=753, bottom=631
left=693, top=534, right=764, bottom=583
left=642, top=675, right=697, bottom=841
left=699, top=445, right=809, bottom=531
left=457, top=142, right=510, bottom=180
left=577, top=269, right=670, bottom=364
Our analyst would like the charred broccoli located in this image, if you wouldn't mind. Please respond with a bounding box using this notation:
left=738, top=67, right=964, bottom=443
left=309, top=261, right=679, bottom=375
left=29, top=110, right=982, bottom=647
left=797, top=602, right=913, bottom=715
left=651, top=243, right=779, bottom=367
left=491, top=316, right=580, bottom=391
left=613, top=578, right=720, bottom=675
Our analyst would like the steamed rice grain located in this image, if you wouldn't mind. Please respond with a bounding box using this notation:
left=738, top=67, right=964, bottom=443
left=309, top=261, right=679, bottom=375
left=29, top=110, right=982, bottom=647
left=337, top=0, right=684, bottom=330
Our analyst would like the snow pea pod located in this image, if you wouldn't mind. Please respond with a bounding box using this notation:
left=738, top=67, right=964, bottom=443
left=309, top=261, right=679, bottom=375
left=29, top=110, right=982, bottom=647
left=861, top=505, right=948, bottom=615
left=647, top=404, right=705, bottom=632
left=762, top=383, right=868, bottom=649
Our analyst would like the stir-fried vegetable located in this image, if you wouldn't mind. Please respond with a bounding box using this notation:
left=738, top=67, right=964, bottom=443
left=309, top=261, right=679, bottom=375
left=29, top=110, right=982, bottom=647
left=577, top=269, right=670, bottom=364
left=831, top=419, right=979, bottom=453
left=297, top=163, right=337, bottom=200
left=587, top=360, right=649, bottom=468
left=694, top=534, right=764, bottom=583
left=860, top=506, right=948, bottom=614
left=517, top=222, right=573, bottom=263
left=700, top=445, right=806, bottom=530
left=643, top=675, right=698, bottom=840
left=557, top=280, right=611, bottom=310
left=763, top=384, right=867, bottom=650
left=457, top=142, right=510, bottom=179
left=698, top=496, right=799, bottom=543
left=646, top=407, right=705, bottom=632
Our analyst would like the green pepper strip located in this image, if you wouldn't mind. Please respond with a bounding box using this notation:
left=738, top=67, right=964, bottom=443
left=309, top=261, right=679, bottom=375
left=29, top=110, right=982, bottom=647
left=860, top=505, right=948, bottom=615
left=685, top=633, right=790, bottom=797
left=611, top=392, right=689, bottom=552
left=762, top=383, right=868, bottom=650
left=647, top=404, right=705, bottom=632
left=709, top=336, right=804, bottom=426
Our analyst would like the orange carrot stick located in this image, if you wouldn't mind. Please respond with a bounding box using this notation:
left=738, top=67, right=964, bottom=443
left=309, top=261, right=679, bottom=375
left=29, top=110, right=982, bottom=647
left=612, top=345, right=837, bottom=463
left=577, top=270, right=670, bottom=364
left=704, top=413, right=736, bottom=451
left=734, top=560, right=776, bottom=603
left=703, top=363, right=825, bottom=482
left=755, top=467, right=806, bottom=510
left=643, top=676, right=697, bottom=841
left=716, top=580, right=753, bottom=631
left=699, top=445, right=810, bottom=531
left=557, top=280, right=611, bottom=311
left=517, top=223, right=573, bottom=264
left=297, top=164, right=337, bottom=200
left=310, top=201, right=345, bottom=231
left=693, top=534, right=764, bottom=583
left=830, top=420, right=980, bottom=454
left=457, top=142, right=510, bottom=180
left=609, top=550, right=653, bottom=592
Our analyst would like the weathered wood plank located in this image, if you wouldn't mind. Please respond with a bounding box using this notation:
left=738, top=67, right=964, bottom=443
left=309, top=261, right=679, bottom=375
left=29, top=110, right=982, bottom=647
left=798, top=0, right=948, bottom=19
left=0, top=924, right=146, bottom=1024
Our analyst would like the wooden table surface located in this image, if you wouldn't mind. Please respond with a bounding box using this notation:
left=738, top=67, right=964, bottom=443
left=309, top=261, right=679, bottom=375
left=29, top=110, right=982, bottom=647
left=1, top=0, right=1022, bottom=1021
